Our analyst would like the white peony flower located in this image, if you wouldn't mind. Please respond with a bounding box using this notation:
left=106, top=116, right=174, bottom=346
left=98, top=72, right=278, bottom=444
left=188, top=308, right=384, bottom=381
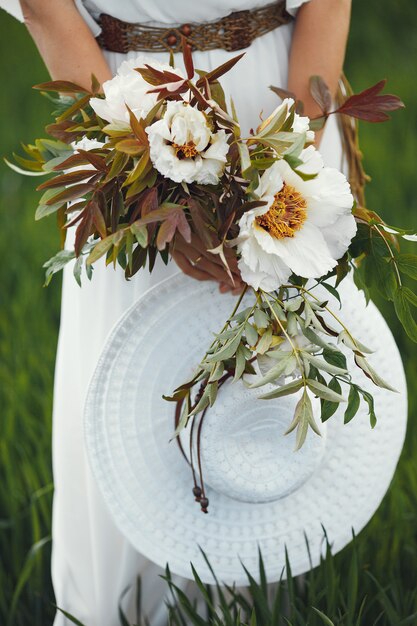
left=237, top=148, right=355, bottom=291
left=90, top=56, right=184, bottom=125
left=146, top=101, right=229, bottom=185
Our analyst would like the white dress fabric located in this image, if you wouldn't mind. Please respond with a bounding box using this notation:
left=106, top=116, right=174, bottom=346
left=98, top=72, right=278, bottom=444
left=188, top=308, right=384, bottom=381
left=1, top=1, right=347, bottom=624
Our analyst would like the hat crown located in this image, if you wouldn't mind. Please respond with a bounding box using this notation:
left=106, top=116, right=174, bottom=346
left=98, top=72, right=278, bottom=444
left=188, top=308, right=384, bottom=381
left=182, top=382, right=326, bottom=504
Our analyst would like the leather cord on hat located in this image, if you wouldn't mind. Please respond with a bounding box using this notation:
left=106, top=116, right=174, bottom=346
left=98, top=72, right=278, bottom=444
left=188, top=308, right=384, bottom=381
left=174, top=371, right=235, bottom=513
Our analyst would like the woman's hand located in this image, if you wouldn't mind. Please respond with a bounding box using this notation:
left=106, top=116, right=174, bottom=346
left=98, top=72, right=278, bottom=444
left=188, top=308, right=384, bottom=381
left=19, top=0, right=112, bottom=88
left=170, top=233, right=245, bottom=295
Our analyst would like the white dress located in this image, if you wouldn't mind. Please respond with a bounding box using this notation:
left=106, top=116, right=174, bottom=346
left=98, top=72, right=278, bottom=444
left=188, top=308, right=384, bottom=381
left=1, top=1, right=345, bottom=624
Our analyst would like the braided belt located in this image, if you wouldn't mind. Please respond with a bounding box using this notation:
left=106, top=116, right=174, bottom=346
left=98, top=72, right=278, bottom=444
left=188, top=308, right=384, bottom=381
left=96, top=1, right=293, bottom=54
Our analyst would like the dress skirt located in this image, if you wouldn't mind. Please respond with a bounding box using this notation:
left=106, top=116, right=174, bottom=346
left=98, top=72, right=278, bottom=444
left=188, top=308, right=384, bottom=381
left=12, top=3, right=344, bottom=624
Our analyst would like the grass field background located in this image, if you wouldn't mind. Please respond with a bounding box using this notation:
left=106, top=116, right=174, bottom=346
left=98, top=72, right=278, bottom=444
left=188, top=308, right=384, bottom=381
left=0, top=2, right=416, bottom=624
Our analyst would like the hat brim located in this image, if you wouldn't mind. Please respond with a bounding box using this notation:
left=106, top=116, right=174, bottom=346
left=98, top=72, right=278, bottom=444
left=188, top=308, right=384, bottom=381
left=84, top=272, right=407, bottom=585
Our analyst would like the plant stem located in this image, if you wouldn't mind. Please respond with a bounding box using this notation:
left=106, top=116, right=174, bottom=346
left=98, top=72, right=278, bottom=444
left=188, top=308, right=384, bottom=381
left=373, top=223, right=402, bottom=287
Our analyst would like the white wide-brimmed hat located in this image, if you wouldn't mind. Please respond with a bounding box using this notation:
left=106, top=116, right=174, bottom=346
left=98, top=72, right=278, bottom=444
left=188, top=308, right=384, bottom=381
left=84, top=272, right=407, bottom=585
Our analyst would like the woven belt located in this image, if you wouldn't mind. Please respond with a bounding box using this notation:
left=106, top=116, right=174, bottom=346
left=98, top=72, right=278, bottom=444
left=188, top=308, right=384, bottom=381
left=96, top=1, right=293, bottom=54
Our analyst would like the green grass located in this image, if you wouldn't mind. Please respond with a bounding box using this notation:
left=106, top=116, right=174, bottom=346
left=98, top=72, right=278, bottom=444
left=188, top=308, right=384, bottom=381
left=0, top=1, right=416, bottom=624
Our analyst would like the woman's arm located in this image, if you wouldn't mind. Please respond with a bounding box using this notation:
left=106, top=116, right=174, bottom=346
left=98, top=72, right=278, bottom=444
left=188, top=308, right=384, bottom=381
left=20, top=0, right=112, bottom=87
left=287, top=0, right=352, bottom=122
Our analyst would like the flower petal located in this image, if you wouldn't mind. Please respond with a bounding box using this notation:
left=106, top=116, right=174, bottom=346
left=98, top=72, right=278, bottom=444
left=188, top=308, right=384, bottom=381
left=267, top=221, right=337, bottom=278
left=321, top=213, right=357, bottom=259
left=239, top=233, right=291, bottom=291
left=304, top=167, right=354, bottom=228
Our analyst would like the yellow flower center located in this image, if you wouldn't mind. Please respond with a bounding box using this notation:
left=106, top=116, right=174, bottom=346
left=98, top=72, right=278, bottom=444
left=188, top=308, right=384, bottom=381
left=255, top=184, right=307, bottom=239
left=172, top=141, right=199, bottom=159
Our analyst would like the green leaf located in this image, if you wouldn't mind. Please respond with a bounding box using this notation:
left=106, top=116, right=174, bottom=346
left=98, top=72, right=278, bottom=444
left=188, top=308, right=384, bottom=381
left=43, top=249, right=76, bottom=286
left=259, top=378, right=303, bottom=400
left=72, top=255, right=83, bottom=287
left=321, top=378, right=342, bottom=422
left=189, top=386, right=210, bottom=417
left=35, top=200, right=66, bottom=221
left=338, top=330, right=373, bottom=354
left=208, top=382, right=218, bottom=407
left=285, top=389, right=321, bottom=450
left=86, top=235, right=115, bottom=265
left=311, top=607, right=335, bottom=626
left=245, top=322, right=259, bottom=346
left=302, top=327, right=337, bottom=351
left=256, top=101, right=289, bottom=138
left=237, top=142, right=252, bottom=178
left=354, top=354, right=398, bottom=392
left=55, top=607, right=87, bottom=626
left=323, top=347, right=347, bottom=370
left=256, top=327, right=273, bottom=355
left=303, top=352, right=348, bottom=376
left=320, top=281, right=341, bottom=305
left=394, top=286, right=417, bottom=342
left=254, top=307, right=269, bottom=329
left=357, top=387, right=377, bottom=428
left=234, top=344, right=246, bottom=381
left=397, top=254, right=417, bottom=280
left=206, top=331, right=242, bottom=363
left=402, top=286, right=417, bottom=307
left=249, top=354, right=292, bottom=388
left=130, top=221, right=149, bottom=247
left=344, top=385, right=361, bottom=424
left=208, top=361, right=225, bottom=383
left=307, top=378, right=345, bottom=403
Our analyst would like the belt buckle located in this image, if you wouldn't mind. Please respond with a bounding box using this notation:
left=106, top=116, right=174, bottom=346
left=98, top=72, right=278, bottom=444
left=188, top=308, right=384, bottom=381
left=222, top=9, right=252, bottom=52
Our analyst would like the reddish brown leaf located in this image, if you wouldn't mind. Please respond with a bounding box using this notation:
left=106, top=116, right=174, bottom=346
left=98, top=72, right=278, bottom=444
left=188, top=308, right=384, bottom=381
left=76, top=149, right=108, bottom=172
left=156, top=218, right=177, bottom=250
left=196, top=53, right=245, bottom=86
left=187, top=81, right=210, bottom=109
left=336, top=79, right=405, bottom=122
left=182, top=36, right=194, bottom=79
left=137, top=65, right=184, bottom=86
left=141, top=187, right=159, bottom=217
left=37, top=169, right=95, bottom=191
left=45, top=182, right=96, bottom=206
left=269, top=85, right=297, bottom=101
left=156, top=208, right=191, bottom=250
left=188, top=198, right=217, bottom=248
left=74, top=210, right=94, bottom=256
left=309, top=75, right=332, bottom=114
left=126, top=106, right=150, bottom=145
left=65, top=200, right=86, bottom=215
left=64, top=209, right=85, bottom=229
left=337, top=106, right=390, bottom=122
left=52, top=153, right=92, bottom=171
left=91, top=200, right=108, bottom=239
left=33, top=80, right=90, bottom=94
left=342, top=79, right=386, bottom=106
left=46, top=121, right=84, bottom=144
left=175, top=209, right=192, bottom=243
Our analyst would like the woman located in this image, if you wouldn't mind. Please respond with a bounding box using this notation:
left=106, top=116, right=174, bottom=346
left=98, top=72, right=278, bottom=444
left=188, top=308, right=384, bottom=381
left=0, top=0, right=352, bottom=624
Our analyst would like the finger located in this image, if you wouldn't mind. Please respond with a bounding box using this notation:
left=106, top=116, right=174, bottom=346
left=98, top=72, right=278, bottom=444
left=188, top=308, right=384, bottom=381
left=219, top=283, right=231, bottom=293
left=171, top=249, right=213, bottom=282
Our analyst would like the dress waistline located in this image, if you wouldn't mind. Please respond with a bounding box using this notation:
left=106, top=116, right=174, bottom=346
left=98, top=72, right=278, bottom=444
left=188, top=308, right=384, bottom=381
left=96, top=1, right=293, bottom=55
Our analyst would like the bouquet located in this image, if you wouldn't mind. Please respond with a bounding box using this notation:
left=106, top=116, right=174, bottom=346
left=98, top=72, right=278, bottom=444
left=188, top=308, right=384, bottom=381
left=9, top=43, right=414, bottom=484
